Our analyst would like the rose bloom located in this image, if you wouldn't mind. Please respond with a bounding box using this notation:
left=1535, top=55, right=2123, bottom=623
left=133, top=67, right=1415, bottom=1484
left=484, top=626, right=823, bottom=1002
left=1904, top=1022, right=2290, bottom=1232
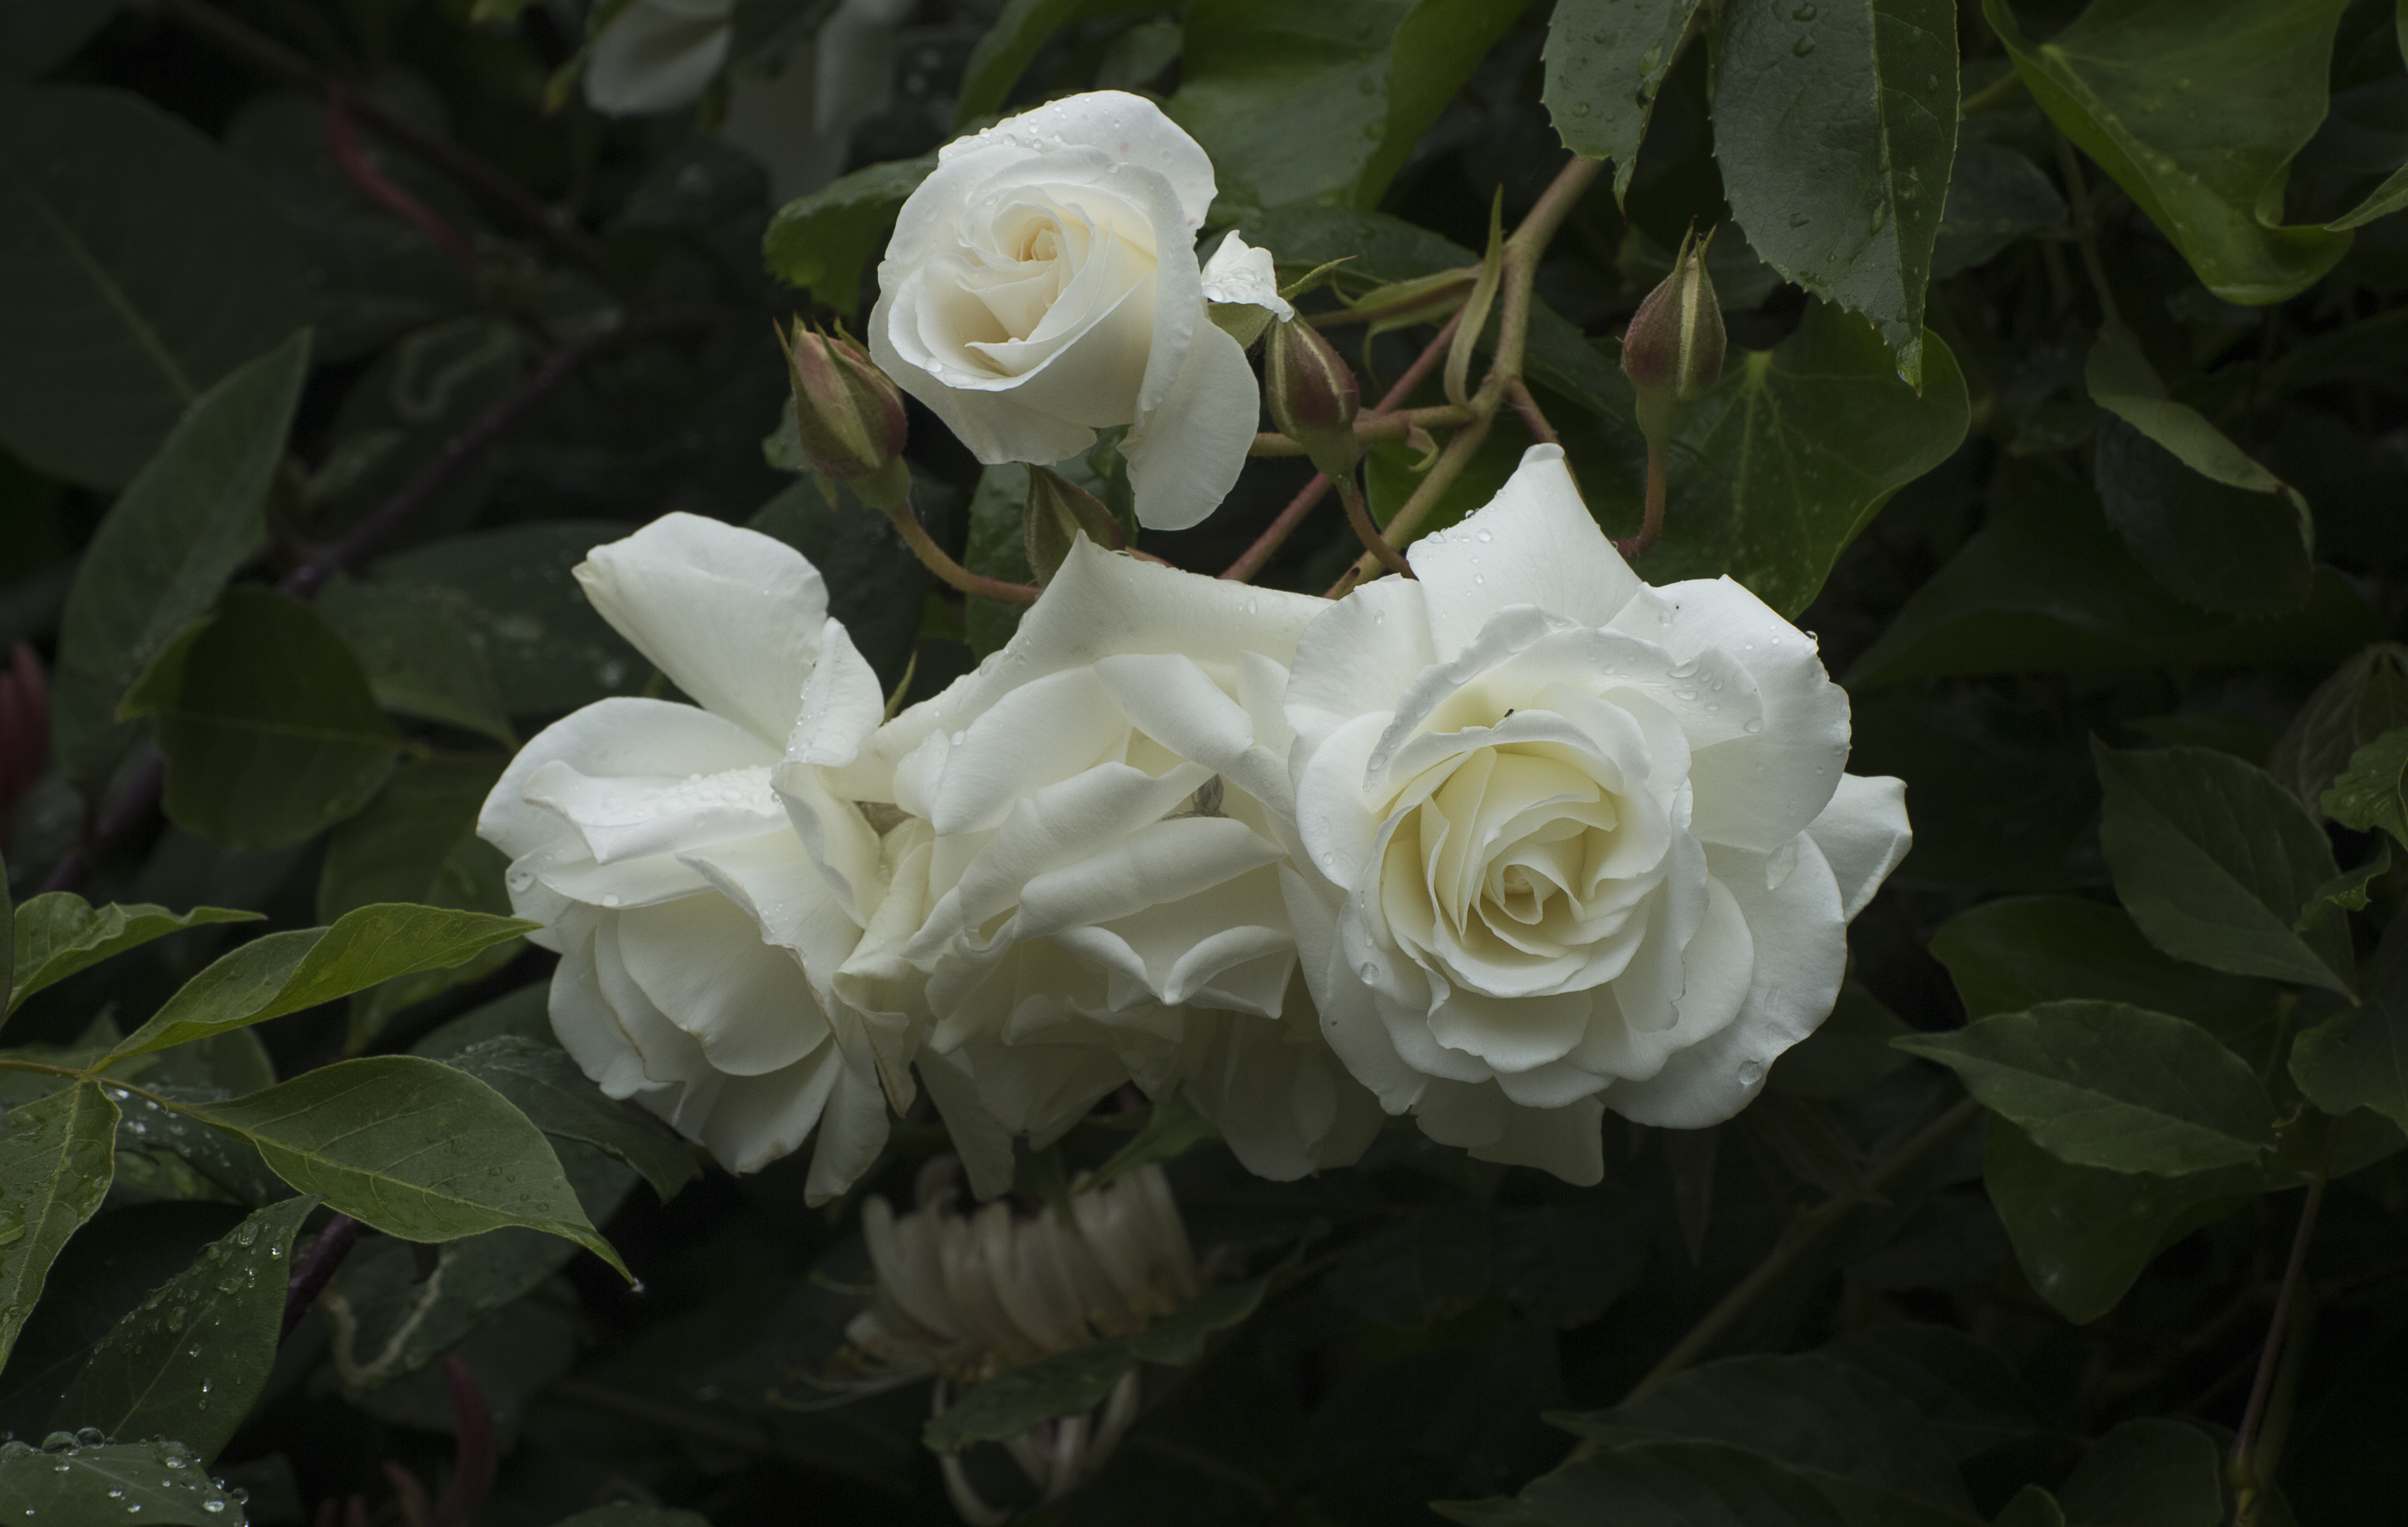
left=867, top=91, right=1283, bottom=532
left=783, top=537, right=1381, bottom=1193
left=1283, top=446, right=1911, bottom=1184
left=478, top=515, right=916, bottom=1200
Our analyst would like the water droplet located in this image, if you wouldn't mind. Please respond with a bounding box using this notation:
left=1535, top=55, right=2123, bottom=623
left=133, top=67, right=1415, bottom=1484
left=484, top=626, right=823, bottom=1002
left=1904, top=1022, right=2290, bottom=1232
left=1791, top=1, right=1816, bottom=17
left=1359, top=963, right=1379, bottom=984
left=203, top=1505, right=227, bottom=1516
left=1571, top=101, right=1591, bottom=117
left=1475, top=529, right=1492, bottom=542
left=1738, top=1060, right=1765, bottom=1086
left=1743, top=718, right=1764, bottom=734
left=1792, top=33, right=1815, bottom=56
left=1787, top=211, right=1810, bottom=228
left=74, top=1429, right=104, bottom=1448
left=601, top=894, right=621, bottom=908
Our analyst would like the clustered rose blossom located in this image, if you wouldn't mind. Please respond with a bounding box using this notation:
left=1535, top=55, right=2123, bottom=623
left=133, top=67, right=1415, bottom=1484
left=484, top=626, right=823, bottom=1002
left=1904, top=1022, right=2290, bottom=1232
left=477, top=88, right=1908, bottom=1202
left=479, top=450, right=1907, bottom=1200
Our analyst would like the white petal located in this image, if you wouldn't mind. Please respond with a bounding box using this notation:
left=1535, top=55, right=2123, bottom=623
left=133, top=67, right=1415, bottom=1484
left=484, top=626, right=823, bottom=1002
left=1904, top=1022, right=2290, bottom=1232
left=1616, top=577, right=1850, bottom=853
left=521, top=759, right=784, bottom=867
left=871, top=274, right=1101, bottom=465
left=1122, top=317, right=1258, bottom=531
left=1198, top=232, right=1294, bottom=319
left=547, top=913, right=656, bottom=1101
left=1406, top=445, right=1643, bottom=655
left=700, top=1044, right=845, bottom=1173
left=1093, top=652, right=1291, bottom=810
left=585, top=0, right=732, bottom=116
left=965, top=91, right=1216, bottom=231
left=919, top=1050, right=1017, bottom=1201
left=1280, top=865, right=1425, bottom=1111
left=615, top=893, right=832, bottom=1076
left=480, top=698, right=778, bottom=863
left=1468, top=1095, right=1606, bottom=1185
left=1605, top=837, right=1847, bottom=1127
left=575, top=514, right=828, bottom=747
left=1806, top=774, right=1912, bottom=922
left=804, top=1057, right=894, bottom=1203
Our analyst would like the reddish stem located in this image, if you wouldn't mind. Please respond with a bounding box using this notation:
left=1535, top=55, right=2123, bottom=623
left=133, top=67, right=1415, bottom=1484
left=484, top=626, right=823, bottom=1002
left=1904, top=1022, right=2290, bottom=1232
left=325, top=86, right=478, bottom=274
left=281, top=1213, right=363, bottom=1340
left=432, top=1356, right=498, bottom=1527
left=1218, top=311, right=1464, bottom=583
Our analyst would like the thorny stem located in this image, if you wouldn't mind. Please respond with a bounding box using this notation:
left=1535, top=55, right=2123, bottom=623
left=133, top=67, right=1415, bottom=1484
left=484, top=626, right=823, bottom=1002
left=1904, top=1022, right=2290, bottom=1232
left=1338, top=154, right=1604, bottom=588
left=324, top=86, right=478, bottom=274
left=1334, top=472, right=1413, bottom=580
left=883, top=491, right=1042, bottom=604
left=2052, top=125, right=2123, bottom=330
left=2229, top=1124, right=2337, bottom=1526
left=1220, top=311, right=1464, bottom=583
left=1621, top=1096, right=1985, bottom=1404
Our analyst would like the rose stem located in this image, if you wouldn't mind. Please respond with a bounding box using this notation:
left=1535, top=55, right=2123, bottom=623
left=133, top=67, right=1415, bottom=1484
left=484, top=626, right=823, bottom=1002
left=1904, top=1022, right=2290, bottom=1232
left=1249, top=404, right=1472, bottom=457
left=1505, top=378, right=1560, bottom=448
left=282, top=1213, right=364, bottom=1340
left=881, top=493, right=1042, bottom=604
left=2228, top=1124, right=2336, bottom=1525
left=1221, top=311, right=1463, bottom=583
left=1619, top=1095, right=1984, bottom=1405
left=1339, top=153, right=1603, bottom=588
left=1334, top=471, right=1414, bottom=580
left=1616, top=438, right=1669, bottom=560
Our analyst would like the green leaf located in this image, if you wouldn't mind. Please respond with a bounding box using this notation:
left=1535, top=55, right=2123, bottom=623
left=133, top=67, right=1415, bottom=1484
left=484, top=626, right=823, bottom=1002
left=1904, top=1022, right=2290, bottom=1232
left=1714, top=0, right=1957, bottom=385
left=963, top=463, right=1035, bottom=659
left=1540, top=0, right=1701, bottom=201
left=749, top=475, right=933, bottom=694
left=1895, top=1001, right=2277, bottom=1175
left=0, top=1082, right=118, bottom=1371
left=762, top=154, right=935, bottom=316
left=954, top=0, right=1150, bottom=124
left=1929, top=895, right=2284, bottom=1052
left=7, top=894, right=261, bottom=1019
left=0, top=1437, right=249, bottom=1523
left=1817, top=1325, right=2058, bottom=1462
left=54, top=1194, right=316, bottom=1460
left=1123, top=1273, right=1269, bottom=1365
left=2323, top=725, right=2408, bottom=847
left=1931, top=138, right=2067, bottom=277
left=363, top=522, right=648, bottom=718
left=318, top=758, right=511, bottom=923
left=2094, top=741, right=2355, bottom=994
left=2273, top=643, right=2408, bottom=809
left=1555, top=1354, right=1974, bottom=1515
left=2290, top=908, right=2408, bottom=1134
left=1168, top=0, right=1530, bottom=213
left=118, top=587, right=401, bottom=851
left=309, top=315, right=524, bottom=543
left=2299, top=842, right=2389, bottom=929
left=1982, top=1118, right=2258, bottom=1323
left=2057, top=1418, right=2222, bottom=1527
left=1632, top=300, right=1970, bottom=617
left=316, top=580, right=516, bottom=746
left=1767, top=982, right=1911, bottom=1099
left=1083, top=1088, right=1219, bottom=1193
left=2327, top=158, right=2408, bottom=230
left=1981, top=0, right=2354, bottom=305
left=2085, top=322, right=2311, bottom=616
left=106, top=1084, right=288, bottom=1208
left=105, top=902, right=539, bottom=1063
left=0, top=85, right=308, bottom=488
left=445, top=1036, right=698, bottom=1203
left=176, top=1054, right=627, bottom=1273
left=1994, top=1487, right=2068, bottom=1527
left=0, top=1, right=119, bottom=80
left=46, top=330, right=309, bottom=790
left=1845, top=480, right=2376, bottom=686
left=1433, top=1438, right=1856, bottom=1527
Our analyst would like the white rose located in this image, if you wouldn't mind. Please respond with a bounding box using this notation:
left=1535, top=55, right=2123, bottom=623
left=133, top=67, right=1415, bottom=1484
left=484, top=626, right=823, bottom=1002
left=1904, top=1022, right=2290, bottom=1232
left=1283, top=446, right=1912, bottom=1185
left=477, top=513, right=916, bottom=1200
left=868, top=91, right=1276, bottom=532
left=779, top=537, right=1379, bottom=1191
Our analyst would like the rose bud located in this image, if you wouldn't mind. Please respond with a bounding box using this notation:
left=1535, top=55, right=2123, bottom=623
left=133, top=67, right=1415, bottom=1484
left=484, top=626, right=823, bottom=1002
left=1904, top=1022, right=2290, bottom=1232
left=786, top=321, right=911, bottom=508
left=1621, top=227, right=1727, bottom=444
left=1265, top=316, right=1362, bottom=479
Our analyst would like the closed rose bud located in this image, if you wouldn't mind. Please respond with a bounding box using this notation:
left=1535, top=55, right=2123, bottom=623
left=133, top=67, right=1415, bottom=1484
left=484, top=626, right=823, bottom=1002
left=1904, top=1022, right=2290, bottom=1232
left=787, top=323, right=910, bottom=506
left=1265, top=317, right=1361, bottom=478
left=1622, top=228, right=1726, bottom=444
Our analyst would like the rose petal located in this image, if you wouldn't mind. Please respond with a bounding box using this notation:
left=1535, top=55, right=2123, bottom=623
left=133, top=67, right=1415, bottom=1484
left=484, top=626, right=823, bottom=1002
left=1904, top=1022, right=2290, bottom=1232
left=1281, top=865, right=1425, bottom=1111
left=615, top=892, right=833, bottom=1076
left=872, top=269, right=1101, bottom=464
left=918, top=1050, right=1017, bottom=1200
left=1285, top=577, right=1434, bottom=761
left=576, top=514, right=828, bottom=747
left=1407, top=445, right=1645, bottom=654
left=1122, top=317, right=1258, bottom=530
left=1805, top=773, right=1912, bottom=922
left=803, top=1055, right=894, bottom=1203
left=1198, top=232, right=1295, bottom=319
left=481, top=698, right=779, bottom=864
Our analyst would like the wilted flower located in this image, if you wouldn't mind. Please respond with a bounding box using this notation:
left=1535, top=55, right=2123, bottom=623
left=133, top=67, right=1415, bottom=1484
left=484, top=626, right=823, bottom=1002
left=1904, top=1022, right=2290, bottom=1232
left=839, top=1159, right=1200, bottom=1523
